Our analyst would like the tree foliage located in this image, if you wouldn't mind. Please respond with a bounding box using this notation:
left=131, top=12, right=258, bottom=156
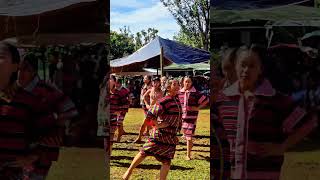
left=160, top=0, right=210, bottom=50
left=110, top=26, right=159, bottom=59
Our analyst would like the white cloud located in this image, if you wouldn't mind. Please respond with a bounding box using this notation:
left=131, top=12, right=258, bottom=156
left=111, top=0, right=146, bottom=9
left=111, top=1, right=180, bottom=39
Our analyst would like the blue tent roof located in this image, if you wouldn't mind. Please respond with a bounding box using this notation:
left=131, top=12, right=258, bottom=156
left=211, top=0, right=311, bottom=10
left=110, top=36, right=210, bottom=67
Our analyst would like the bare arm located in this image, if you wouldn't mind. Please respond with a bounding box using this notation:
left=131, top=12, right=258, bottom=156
left=143, top=89, right=151, bottom=107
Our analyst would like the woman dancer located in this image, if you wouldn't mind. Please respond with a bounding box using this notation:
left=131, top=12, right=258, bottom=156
left=134, top=75, right=153, bottom=142
left=109, top=75, right=122, bottom=154
left=123, top=79, right=182, bottom=180
left=211, top=45, right=317, bottom=180
left=179, top=76, right=209, bottom=160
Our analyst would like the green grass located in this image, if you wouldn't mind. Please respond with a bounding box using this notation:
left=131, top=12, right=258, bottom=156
left=47, top=147, right=107, bottom=180
left=111, top=108, right=210, bottom=180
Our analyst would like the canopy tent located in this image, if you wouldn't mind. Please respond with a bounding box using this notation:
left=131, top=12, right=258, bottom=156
left=0, top=0, right=108, bottom=46
left=110, top=36, right=210, bottom=73
left=211, top=5, right=320, bottom=48
left=163, top=62, right=210, bottom=71
left=211, top=5, right=320, bottom=25
left=211, top=0, right=313, bottom=10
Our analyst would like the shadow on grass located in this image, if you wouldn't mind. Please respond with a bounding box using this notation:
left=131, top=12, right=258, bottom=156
left=112, top=161, right=194, bottom=171
left=178, top=142, right=210, bottom=147
left=111, top=155, right=134, bottom=161
left=176, top=148, right=209, bottom=153
left=113, top=147, right=139, bottom=152
left=197, top=154, right=210, bottom=162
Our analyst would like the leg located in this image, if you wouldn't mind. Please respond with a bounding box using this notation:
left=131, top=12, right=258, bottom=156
left=122, top=152, right=146, bottom=180
left=186, top=139, right=193, bottom=160
left=160, top=161, right=171, bottom=180
left=134, top=120, right=147, bottom=143
left=117, top=123, right=124, bottom=142
left=145, top=124, right=151, bottom=135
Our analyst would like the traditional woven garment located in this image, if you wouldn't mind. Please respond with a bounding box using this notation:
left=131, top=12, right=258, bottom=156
left=0, top=83, right=41, bottom=179
left=211, top=79, right=315, bottom=180
left=23, top=76, right=78, bottom=176
left=141, top=95, right=182, bottom=162
left=178, top=86, right=208, bottom=140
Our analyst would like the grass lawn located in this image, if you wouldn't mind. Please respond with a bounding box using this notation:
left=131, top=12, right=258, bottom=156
left=111, top=108, right=210, bottom=180
left=47, top=147, right=107, bottom=180
left=281, top=137, right=320, bottom=180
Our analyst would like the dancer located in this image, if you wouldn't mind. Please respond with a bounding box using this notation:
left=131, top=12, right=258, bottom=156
left=0, top=42, right=45, bottom=179
left=143, top=77, right=164, bottom=128
left=179, top=76, right=209, bottom=160
left=160, top=76, right=167, bottom=93
left=116, top=78, right=130, bottom=142
left=211, top=45, right=317, bottom=180
left=109, top=75, right=122, bottom=154
left=134, top=75, right=152, bottom=142
left=17, top=53, right=78, bottom=179
left=123, top=78, right=182, bottom=180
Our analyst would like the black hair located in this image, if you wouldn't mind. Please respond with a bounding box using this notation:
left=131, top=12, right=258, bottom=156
left=0, top=41, right=20, bottom=83
left=145, top=75, right=152, bottom=81
left=0, top=41, right=20, bottom=64
left=110, top=74, right=116, bottom=81
left=222, top=47, right=239, bottom=65
left=152, top=77, right=160, bottom=82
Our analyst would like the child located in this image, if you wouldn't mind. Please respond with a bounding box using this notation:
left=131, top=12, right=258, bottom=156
left=179, top=76, right=209, bottom=160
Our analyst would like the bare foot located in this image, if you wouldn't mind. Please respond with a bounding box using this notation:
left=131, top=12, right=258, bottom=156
left=185, top=156, right=192, bottom=161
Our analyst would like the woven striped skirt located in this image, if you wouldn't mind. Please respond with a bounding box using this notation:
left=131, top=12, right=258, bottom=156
left=140, top=138, right=176, bottom=163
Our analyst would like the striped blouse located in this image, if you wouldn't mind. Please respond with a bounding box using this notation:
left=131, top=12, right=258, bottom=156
left=211, top=79, right=314, bottom=180
left=0, top=83, right=41, bottom=164
left=147, top=95, right=182, bottom=145
left=178, top=87, right=208, bottom=122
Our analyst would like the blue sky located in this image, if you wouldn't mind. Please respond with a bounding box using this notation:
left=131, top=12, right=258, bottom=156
left=110, top=0, right=180, bottom=39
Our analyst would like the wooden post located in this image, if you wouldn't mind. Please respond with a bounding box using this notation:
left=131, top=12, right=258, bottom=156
left=160, top=47, right=164, bottom=76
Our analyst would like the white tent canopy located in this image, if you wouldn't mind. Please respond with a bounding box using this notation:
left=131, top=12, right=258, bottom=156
left=0, top=0, right=96, bottom=16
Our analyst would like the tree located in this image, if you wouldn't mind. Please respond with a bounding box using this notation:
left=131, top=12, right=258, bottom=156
left=135, top=32, right=143, bottom=50
left=173, top=29, right=198, bottom=48
left=160, top=0, right=210, bottom=50
left=110, top=26, right=135, bottom=59
left=134, top=28, right=159, bottom=50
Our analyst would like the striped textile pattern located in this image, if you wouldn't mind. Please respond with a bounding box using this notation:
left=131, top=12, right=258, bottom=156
left=0, top=83, right=42, bottom=178
left=178, top=89, right=208, bottom=140
left=211, top=79, right=315, bottom=179
left=141, top=95, right=182, bottom=162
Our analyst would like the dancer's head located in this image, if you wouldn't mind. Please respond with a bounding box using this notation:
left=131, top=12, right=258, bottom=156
left=0, top=42, right=20, bottom=90
left=221, top=48, right=238, bottom=84
left=143, top=75, right=151, bottom=84
left=235, top=44, right=266, bottom=91
left=166, top=78, right=180, bottom=96
left=160, top=76, right=167, bottom=86
left=109, top=74, right=116, bottom=89
left=183, top=76, right=193, bottom=90
left=115, top=77, right=122, bottom=88
left=152, top=77, right=161, bottom=88
left=18, top=53, right=38, bottom=87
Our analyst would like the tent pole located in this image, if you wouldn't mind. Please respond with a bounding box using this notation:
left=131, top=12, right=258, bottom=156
left=160, top=47, right=164, bottom=76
